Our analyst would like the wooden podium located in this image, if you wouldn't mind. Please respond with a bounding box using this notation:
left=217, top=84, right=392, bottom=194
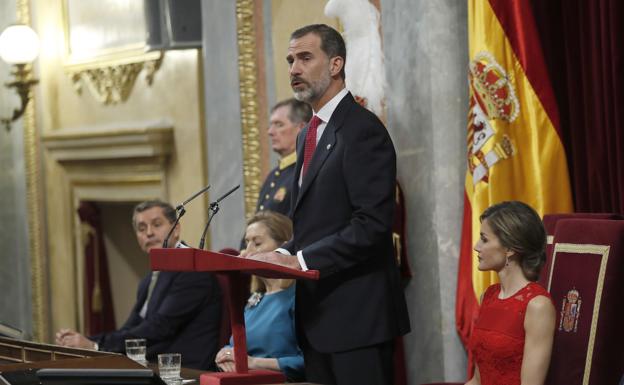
left=150, top=248, right=319, bottom=385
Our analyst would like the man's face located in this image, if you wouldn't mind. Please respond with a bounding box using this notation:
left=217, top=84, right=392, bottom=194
left=133, top=206, right=179, bottom=253
left=268, top=105, right=302, bottom=157
left=287, top=33, right=332, bottom=104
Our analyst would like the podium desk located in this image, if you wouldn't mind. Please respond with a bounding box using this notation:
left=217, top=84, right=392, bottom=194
left=150, top=248, right=319, bottom=385
left=0, top=339, right=320, bottom=385
left=0, top=336, right=113, bottom=366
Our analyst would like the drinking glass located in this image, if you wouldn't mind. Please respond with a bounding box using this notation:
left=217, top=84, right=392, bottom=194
left=158, top=353, right=182, bottom=380
left=125, top=338, right=147, bottom=365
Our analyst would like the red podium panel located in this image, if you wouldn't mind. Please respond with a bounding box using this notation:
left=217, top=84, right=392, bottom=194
left=150, top=248, right=318, bottom=385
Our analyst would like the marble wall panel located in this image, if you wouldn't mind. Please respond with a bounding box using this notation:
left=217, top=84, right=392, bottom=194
left=201, top=0, right=246, bottom=250
left=0, top=0, right=34, bottom=338
left=382, top=0, right=468, bottom=382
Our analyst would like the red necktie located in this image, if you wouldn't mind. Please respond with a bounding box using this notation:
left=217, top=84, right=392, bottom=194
left=302, top=115, right=322, bottom=177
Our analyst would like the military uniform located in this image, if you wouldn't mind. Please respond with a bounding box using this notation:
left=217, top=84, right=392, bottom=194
left=256, top=151, right=297, bottom=216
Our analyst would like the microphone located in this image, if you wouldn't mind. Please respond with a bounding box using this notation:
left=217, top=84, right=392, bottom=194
left=198, top=184, right=241, bottom=250
left=176, top=184, right=212, bottom=210
left=162, top=184, right=211, bottom=248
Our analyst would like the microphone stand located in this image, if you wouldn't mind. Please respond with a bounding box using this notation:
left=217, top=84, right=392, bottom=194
left=198, top=184, right=240, bottom=250
left=162, top=206, right=185, bottom=248
left=162, top=184, right=211, bottom=248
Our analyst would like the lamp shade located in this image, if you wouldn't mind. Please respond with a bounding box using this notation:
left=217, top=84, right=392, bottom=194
left=0, top=24, right=40, bottom=64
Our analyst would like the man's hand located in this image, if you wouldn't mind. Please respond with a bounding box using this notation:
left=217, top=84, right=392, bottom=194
left=247, top=251, right=302, bottom=270
left=55, top=328, right=97, bottom=350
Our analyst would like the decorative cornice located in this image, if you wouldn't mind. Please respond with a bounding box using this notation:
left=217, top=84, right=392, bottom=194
left=43, top=123, right=174, bottom=162
left=236, top=0, right=262, bottom=219
left=65, top=51, right=163, bottom=105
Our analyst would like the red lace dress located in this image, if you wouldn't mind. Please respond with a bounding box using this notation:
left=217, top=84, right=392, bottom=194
left=469, top=282, right=550, bottom=385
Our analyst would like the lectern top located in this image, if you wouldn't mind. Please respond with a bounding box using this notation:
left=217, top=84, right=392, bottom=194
left=150, top=248, right=319, bottom=280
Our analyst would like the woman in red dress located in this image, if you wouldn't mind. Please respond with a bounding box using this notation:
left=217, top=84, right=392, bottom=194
left=466, top=201, right=556, bottom=385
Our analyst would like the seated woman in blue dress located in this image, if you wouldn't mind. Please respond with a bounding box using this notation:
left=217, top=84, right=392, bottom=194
left=214, top=211, right=304, bottom=381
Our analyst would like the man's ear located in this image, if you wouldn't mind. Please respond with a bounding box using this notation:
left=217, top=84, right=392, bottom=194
left=329, top=56, right=344, bottom=77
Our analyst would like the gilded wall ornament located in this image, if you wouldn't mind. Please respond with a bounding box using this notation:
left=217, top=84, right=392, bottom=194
left=16, top=0, right=48, bottom=342
left=66, top=52, right=163, bottom=105
left=236, top=0, right=263, bottom=219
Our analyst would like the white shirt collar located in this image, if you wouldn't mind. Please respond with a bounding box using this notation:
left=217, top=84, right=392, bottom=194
left=314, top=88, right=349, bottom=123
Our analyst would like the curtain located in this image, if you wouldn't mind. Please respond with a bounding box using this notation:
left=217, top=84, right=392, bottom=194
left=77, top=201, right=116, bottom=335
left=532, top=0, right=624, bottom=213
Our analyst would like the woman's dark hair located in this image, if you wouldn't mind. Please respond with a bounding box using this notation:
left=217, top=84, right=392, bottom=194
left=480, top=201, right=547, bottom=281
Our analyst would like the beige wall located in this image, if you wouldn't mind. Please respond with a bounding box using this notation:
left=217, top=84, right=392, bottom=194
left=34, top=0, right=208, bottom=336
left=100, top=202, right=147, bottom=328
left=270, top=0, right=339, bottom=102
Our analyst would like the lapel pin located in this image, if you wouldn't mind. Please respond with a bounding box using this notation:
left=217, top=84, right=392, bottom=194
left=326, top=144, right=331, bottom=150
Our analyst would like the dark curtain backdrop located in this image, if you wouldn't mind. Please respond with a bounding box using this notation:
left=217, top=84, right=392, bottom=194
left=531, top=0, right=624, bottom=214
left=77, top=202, right=116, bottom=335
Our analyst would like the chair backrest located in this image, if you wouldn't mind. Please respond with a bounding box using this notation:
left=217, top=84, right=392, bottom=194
left=539, top=213, right=622, bottom=287
left=545, top=218, right=624, bottom=385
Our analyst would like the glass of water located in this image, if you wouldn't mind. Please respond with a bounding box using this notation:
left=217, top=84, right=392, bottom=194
left=125, top=338, right=147, bottom=365
left=158, top=353, right=182, bottom=380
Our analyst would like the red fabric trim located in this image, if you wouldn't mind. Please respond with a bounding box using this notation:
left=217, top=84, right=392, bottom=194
left=455, top=193, right=479, bottom=378
left=487, top=0, right=562, bottom=137
left=77, top=202, right=116, bottom=335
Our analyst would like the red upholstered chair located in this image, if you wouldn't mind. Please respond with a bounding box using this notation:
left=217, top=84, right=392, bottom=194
left=544, top=218, right=624, bottom=385
left=539, top=213, right=622, bottom=288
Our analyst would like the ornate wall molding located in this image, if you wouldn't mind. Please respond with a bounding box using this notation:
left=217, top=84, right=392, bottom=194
left=236, top=0, right=264, bottom=219
left=43, top=122, right=173, bottom=162
left=17, top=0, right=48, bottom=343
left=65, top=51, right=163, bottom=105
left=43, top=122, right=173, bottom=332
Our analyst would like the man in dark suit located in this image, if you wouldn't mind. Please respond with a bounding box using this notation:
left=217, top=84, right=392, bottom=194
left=249, top=24, right=410, bottom=385
left=56, top=200, right=221, bottom=370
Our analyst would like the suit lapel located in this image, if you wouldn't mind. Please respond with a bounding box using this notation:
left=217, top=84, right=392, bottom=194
left=145, top=271, right=173, bottom=317
left=294, top=93, right=354, bottom=211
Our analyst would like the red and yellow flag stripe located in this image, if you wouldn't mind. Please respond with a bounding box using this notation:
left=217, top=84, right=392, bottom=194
left=456, top=0, right=573, bottom=362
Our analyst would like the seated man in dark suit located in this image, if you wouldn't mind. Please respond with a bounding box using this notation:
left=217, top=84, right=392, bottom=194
left=56, top=200, right=221, bottom=370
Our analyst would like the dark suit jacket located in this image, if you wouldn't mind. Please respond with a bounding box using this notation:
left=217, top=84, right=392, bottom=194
left=283, top=92, right=410, bottom=353
left=91, top=270, right=221, bottom=370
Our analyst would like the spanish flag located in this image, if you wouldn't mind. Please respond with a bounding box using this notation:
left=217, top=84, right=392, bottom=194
left=456, top=0, right=573, bottom=368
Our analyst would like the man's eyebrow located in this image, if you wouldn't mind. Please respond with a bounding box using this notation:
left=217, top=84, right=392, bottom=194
left=287, top=50, right=312, bottom=59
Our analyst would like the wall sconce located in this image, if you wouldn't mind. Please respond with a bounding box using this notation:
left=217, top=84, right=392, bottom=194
left=0, top=24, right=40, bottom=131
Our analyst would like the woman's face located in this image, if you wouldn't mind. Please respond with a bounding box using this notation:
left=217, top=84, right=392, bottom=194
left=243, top=222, right=280, bottom=255
left=474, top=219, right=511, bottom=271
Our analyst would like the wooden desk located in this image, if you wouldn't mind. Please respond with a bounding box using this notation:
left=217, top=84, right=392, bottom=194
left=0, top=338, right=318, bottom=384
left=0, top=336, right=112, bottom=365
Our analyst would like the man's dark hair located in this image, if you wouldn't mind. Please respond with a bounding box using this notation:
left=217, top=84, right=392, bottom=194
left=132, top=200, right=176, bottom=228
left=291, top=24, right=346, bottom=79
left=271, top=98, right=313, bottom=124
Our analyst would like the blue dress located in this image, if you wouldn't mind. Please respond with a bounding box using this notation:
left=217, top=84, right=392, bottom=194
left=227, top=284, right=304, bottom=381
